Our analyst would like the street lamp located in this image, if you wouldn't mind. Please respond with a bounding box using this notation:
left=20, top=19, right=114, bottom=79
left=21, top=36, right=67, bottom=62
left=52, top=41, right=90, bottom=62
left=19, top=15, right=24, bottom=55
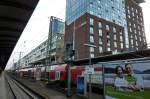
left=84, top=43, right=96, bottom=99
left=65, top=42, right=75, bottom=97
left=84, top=43, right=97, bottom=65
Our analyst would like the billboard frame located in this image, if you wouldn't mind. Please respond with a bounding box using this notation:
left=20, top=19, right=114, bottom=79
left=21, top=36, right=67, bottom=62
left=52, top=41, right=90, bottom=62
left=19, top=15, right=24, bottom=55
left=98, top=57, right=150, bottom=99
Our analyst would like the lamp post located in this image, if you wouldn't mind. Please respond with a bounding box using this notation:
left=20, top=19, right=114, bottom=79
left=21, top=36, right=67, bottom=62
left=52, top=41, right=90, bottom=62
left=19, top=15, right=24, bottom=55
left=66, top=19, right=76, bottom=97
left=84, top=44, right=96, bottom=99
left=65, top=43, right=75, bottom=97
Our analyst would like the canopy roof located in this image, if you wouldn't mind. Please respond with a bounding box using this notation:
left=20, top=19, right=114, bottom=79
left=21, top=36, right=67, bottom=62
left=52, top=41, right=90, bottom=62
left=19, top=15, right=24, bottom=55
left=0, top=0, right=39, bottom=70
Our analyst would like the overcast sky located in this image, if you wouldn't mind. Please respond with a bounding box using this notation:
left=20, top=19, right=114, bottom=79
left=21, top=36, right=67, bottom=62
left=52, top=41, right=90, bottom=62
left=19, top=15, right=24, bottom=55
left=5, top=0, right=150, bottom=69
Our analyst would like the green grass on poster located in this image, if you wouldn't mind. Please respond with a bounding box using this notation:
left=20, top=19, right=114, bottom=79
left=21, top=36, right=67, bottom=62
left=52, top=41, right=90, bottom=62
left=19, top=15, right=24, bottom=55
left=106, top=86, right=150, bottom=99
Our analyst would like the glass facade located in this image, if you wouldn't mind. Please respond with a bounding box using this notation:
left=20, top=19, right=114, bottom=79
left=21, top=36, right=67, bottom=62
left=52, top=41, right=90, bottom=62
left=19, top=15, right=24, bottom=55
left=66, top=0, right=126, bottom=26
left=66, top=0, right=88, bottom=25
left=66, top=0, right=129, bottom=48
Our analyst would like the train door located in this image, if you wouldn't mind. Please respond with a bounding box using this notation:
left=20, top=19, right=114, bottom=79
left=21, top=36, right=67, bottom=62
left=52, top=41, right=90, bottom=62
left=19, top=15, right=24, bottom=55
left=35, top=68, right=41, bottom=80
left=55, top=71, right=60, bottom=80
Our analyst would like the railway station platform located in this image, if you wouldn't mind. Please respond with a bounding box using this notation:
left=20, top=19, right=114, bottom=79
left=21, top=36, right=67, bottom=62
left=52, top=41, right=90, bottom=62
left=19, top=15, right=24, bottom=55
left=13, top=76, right=102, bottom=99
left=0, top=72, right=8, bottom=99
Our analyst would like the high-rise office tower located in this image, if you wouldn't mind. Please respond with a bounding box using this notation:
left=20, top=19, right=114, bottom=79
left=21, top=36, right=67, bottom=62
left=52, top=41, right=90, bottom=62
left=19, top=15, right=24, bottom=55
left=65, top=0, right=147, bottom=60
left=125, top=0, right=147, bottom=51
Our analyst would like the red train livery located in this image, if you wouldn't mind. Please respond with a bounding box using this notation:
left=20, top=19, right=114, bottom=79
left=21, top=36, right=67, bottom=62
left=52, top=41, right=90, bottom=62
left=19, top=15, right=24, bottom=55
left=19, top=64, right=102, bottom=85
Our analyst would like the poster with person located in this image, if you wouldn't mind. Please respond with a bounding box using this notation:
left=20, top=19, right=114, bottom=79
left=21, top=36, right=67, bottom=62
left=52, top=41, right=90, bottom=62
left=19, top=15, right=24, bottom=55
left=104, top=60, right=150, bottom=99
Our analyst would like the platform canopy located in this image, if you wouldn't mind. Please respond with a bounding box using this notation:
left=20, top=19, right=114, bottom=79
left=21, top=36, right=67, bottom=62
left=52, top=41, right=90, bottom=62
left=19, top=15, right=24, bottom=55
left=74, top=49, right=150, bottom=65
left=0, top=0, right=39, bottom=70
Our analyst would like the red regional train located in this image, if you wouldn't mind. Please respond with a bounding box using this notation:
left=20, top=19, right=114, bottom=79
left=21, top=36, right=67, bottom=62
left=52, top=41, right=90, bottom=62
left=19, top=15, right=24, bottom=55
left=19, top=63, right=102, bottom=85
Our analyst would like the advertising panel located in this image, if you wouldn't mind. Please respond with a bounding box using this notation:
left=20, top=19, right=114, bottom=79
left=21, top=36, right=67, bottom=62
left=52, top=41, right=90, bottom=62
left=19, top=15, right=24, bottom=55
left=104, top=60, right=150, bottom=99
left=77, top=76, right=86, bottom=96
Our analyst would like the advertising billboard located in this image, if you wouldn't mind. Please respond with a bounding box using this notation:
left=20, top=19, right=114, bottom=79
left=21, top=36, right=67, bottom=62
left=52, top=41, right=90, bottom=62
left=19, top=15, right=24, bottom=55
left=77, top=76, right=86, bottom=96
left=104, top=60, right=150, bottom=99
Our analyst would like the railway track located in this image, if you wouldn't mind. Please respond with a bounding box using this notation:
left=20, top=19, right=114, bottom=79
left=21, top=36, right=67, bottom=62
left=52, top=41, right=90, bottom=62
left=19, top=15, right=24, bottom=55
left=5, top=74, right=45, bottom=99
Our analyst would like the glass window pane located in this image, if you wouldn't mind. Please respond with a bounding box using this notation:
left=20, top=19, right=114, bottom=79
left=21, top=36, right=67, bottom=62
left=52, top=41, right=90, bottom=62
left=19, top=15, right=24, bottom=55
left=106, top=25, right=109, bottom=30
left=90, top=18, right=94, bottom=26
left=90, top=27, right=94, bottom=34
left=98, top=22, right=102, bottom=28
left=99, top=29, right=102, bottom=36
left=90, top=35, right=94, bottom=43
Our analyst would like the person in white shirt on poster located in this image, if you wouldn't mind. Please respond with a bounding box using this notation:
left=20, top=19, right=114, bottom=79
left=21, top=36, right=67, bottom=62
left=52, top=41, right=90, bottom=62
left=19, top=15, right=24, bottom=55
left=114, top=66, right=128, bottom=91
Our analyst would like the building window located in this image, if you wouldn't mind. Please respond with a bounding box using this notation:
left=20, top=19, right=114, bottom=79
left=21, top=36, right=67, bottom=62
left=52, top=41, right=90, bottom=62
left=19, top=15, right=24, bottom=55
left=128, top=9, right=130, bottom=14
left=139, top=37, right=141, bottom=41
left=90, top=53, right=94, bottom=58
left=90, top=35, right=94, bottom=43
left=136, top=9, right=138, bottom=13
left=134, top=24, right=136, bottom=28
left=98, top=6, right=101, bottom=10
left=121, top=43, right=123, bottom=49
left=98, top=22, right=102, bottom=28
left=120, top=30, right=123, bottom=35
left=99, top=29, right=102, bottom=36
left=137, top=15, right=139, bottom=19
left=107, top=47, right=111, bottom=51
left=141, top=18, right=143, bottom=22
left=132, top=12, right=135, bottom=17
left=142, top=27, right=144, bottom=32
left=107, top=32, right=110, bottom=39
left=138, top=26, right=140, bottom=30
left=114, top=34, right=117, bottom=41
left=106, top=25, right=110, bottom=30
left=90, top=27, right=94, bottom=34
left=90, top=18, right=94, bottom=26
left=144, top=39, right=146, bottom=43
left=135, top=37, right=137, bottom=41
left=120, top=36, right=123, bottom=42
left=90, top=2, right=93, bottom=7
left=131, top=7, right=134, bottom=11
left=136, top=41, right=138, bottom=46
left=99, top=46, right=103, bottom=53
left=139, top=31, right=141, bottom=36
left=90, top=47, right=94, bottom=52
left=129, top=22, right=131, bottom=26
left=113, top=27, right=116, bottom=33
left=114, top=41, right=117, bottom=48
left=99, top=37, right=102, bottom=45
left=131, top=39, right=134, bottom=45
left=128, top=15, right=130, bottom=19
left=130, top=28, right=132, bottom=32
left=107, top=39, right=111, bottom=46
left=131, top=34, right=133, bottom=39
left=140, top=12, right=142, bottom=16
